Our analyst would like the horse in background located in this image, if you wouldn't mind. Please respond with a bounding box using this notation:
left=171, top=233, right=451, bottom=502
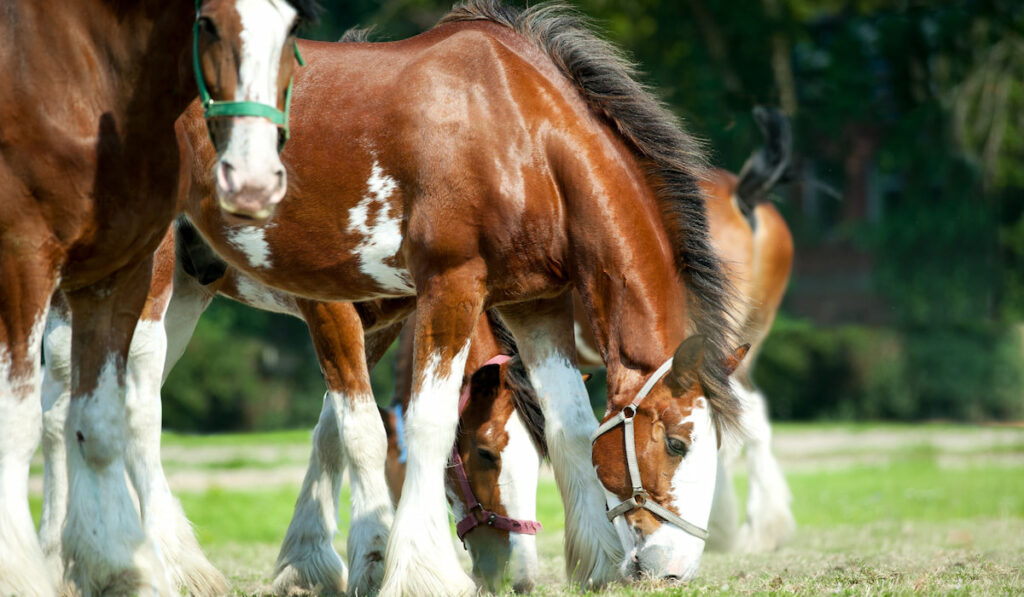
left=2, top=1, right=313, bottom=593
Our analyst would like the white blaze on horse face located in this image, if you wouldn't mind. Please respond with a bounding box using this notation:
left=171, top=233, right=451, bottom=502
left=637, top=397, right=717, bottom=581
left=215, top=0, right=295, bottom=218
left=347, top=161, right=415, bottom=293
left=226, top=225, right=272, bottom=269
left=500, top=409, right=541, bottom=592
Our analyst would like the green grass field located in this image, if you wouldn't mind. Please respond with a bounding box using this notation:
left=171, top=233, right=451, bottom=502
left=30, top=423, right=1024, bottom=595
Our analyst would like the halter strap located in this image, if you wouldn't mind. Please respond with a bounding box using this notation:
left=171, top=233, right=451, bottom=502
left=591, top=356, right=710, bottom=542
left=193, top=0, right=305, bottom=150
left=452, top=354, right=543, bottom=542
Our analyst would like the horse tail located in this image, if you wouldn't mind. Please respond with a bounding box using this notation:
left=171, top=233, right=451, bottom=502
left=441, top=1, right=741, bottom=431
left=735, top=106, right=793, bottom=209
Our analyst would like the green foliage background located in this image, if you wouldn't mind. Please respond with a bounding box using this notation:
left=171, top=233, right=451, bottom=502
left=163, top=0, right=1024, bottom=431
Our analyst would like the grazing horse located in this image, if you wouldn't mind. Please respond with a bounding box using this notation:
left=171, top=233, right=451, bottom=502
left=579, top=107, right=797, bottom=553
left=382, top=312, right=547, bottom=593
left=0, top=0, right=311, bottom=594
left=380, top=109, right=794, bottom=579
left=46, top=1, right=745, bottom=593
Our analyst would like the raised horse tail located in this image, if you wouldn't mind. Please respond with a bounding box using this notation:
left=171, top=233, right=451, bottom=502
left=735, top=106, right=793, bottom=209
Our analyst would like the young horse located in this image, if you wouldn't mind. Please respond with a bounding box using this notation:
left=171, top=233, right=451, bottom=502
left=43, top=1, right=745, bottom=593
left=577, top=107, right=797, bottom=553
left=381, top=312, right=547, bottom=593
left=1, top=1, right=311, bottom=594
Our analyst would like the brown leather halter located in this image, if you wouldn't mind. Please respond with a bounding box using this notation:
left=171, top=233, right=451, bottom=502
left=591, top=357, right=710, bottom=541
left=452, top=355, right=543, bottom=542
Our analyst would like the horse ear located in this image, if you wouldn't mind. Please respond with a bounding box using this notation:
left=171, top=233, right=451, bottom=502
left=667, top=335, right=705, bottom=393
left=581, top=373, right=593, bottom=384
left=724, top=344, right=751, bottom=375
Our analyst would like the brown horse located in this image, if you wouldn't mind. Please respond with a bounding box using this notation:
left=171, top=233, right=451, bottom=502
left=182, top=1, right=749, bottom=590
left=381, top=109, right=794, bottom=574
left=43, top=1, right=746, bottom=593
left=0, top=1, right=311, bottom=594
left=579, top=107, right=797, bottom=553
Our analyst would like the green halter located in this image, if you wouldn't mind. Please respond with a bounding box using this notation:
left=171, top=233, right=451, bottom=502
left=192, top=0, right=305, bottom=150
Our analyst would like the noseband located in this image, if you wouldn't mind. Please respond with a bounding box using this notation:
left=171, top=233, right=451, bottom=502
left=451, top=354, right=543, bottom=543
left=590, top=357, right=710, bottom=541
left=192, top=0, right=305, bottom=151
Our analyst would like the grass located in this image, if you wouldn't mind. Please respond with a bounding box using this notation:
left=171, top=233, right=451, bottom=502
left=29, top=423, right=1024, bottom=595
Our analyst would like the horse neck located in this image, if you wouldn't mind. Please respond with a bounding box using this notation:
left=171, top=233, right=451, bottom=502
left=568, top=192, right=690, bottom=412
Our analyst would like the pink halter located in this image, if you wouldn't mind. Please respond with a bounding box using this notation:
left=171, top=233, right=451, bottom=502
left=451, top=354, right=544, bottom=542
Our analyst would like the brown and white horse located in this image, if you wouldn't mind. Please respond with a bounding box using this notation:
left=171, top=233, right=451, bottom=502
left=381, top=312, right=548, bottom=593
left=381, top=108, right=795, bottom=576
left=46, top=1, right=745, bottom=593
left=580, top=107, right=797, bottom=553
left=0, top=1, right=310, bottom=594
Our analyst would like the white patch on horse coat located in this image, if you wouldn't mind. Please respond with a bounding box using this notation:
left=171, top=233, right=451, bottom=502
left=0, top=310, right=55, bottom=596
left=379, top=343, right=476, bottom=596
left=39, top=304, right=73, bottom=580
left=226, top=226, right=272, bottom=269
left=231, top=274, right=299, bottom=316
left=348, top=162, right=415, bottom=293
left=640, top=396, right=716, bottom=581
left=500, top=410, right=541, bottom=589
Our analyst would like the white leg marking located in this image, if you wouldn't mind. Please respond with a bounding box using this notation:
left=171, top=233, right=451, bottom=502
left=274, top=391, right=349, bottom=596
left=706, top=457, right=740, bottom=553
left=347, top=162, right=415, bottom=293
left=63, top=356, right=172, bottom=596
left=516, top=350, right=622, bottom=587
left=500, top=410, right=540, bottom=593
left=1, top=310, right=56, bottom=597
left=341, top=395, right=394, bottom=595
left=39, top=303, right=75, bottom=589
left=125, top=316, right=226, bottom=596
left=379, top=344, right=476, bottom=597
left=732, top=380, right=795, bottom=552
left=640, top=398, right=717, bottom=581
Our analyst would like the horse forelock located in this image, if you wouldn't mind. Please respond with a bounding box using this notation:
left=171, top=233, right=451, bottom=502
left=441, top=1, right=742, bottom=433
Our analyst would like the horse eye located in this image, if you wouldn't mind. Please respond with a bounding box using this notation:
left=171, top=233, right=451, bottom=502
left=666, top=436, right=688, bottom=457
left=198, top=16, right=219, bottom=40
left=476, top=447, right=498, bottom=464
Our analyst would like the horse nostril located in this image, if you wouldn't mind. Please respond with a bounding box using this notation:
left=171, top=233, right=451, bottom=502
left=273, top=168, right=285, bottom=195
left=661, top=574, right=683, bottom=583
left=216, top=161, right=238, bottom=194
